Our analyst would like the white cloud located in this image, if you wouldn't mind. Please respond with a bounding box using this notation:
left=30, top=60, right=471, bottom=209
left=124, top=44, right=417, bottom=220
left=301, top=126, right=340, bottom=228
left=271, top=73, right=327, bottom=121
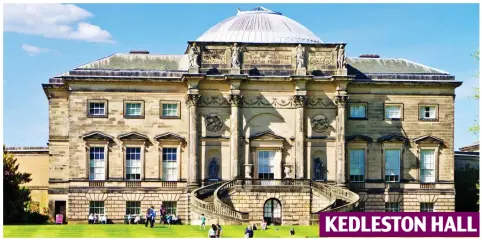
left=21, top=44, right=50, bottom=56
left=4, top=4, right=114, bottom=43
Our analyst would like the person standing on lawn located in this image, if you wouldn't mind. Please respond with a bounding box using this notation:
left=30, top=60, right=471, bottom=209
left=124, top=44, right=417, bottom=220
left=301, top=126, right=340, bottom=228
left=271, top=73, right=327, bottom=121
left=160, top=204, right=166, bottom=225
left=149, top=206, right=156, bottom=228
left=145, top=207, right=151, bottom=227
left=200, top=214, right=207, bottom=230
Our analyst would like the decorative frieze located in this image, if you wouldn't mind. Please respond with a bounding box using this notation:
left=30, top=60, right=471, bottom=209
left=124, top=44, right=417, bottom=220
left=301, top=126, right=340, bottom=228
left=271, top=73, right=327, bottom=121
left=243, top=51, right=291, bottom=65
left=308, top=51, right=335, bottom=69
left=202, top=49, right=226, bottom=64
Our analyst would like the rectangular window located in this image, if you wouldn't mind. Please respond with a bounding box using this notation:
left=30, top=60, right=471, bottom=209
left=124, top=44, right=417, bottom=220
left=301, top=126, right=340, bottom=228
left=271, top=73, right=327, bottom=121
left=385, top=149, right=401, bottom=182
left=385, top=104, right=402, bottom=120
left=420, top=149, right=435, bottom=183
left=88, top=101, right=106, bottom=117
left=419, top=105, right=437, bottom=120
left=258, top=151, right=275, bottom=179
left=126, top=147, right=141, bottom=180
left=89, top=147, right=105, bottom=180
left=162, top=148, right=178, bottom=181
left=124, top=101, right=144, bottom=118
left=89, top=201, right=105, bottom=214
left=126, top=201, right=141, bottom=215
left=385, top=202, right=400, bottom=212
left=349, top=104, right=367, bottom=119
left=164, top=201, right=177, bottom=215
left=161, top=102, right=180, bottom=118
left=349, top=149, right=365, bottom=182
left=420, top=202, right=434, bottom=212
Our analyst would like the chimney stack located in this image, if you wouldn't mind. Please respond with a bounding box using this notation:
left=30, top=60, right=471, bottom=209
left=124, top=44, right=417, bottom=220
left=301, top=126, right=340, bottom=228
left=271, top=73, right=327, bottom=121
left=129, top=50, right=150, bottom=54
left=359, top=54, right=380, bottom=58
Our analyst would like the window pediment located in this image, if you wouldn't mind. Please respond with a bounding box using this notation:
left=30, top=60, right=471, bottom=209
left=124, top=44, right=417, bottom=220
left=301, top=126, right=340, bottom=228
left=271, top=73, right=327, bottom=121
left=377, top=134, right=409, bottom=143
left=82, top=131, right=114, bottom=142
left=413, top=135, right=445, bottom=146
left=249, top=130, right=285, bottom=141
left=155, top=132, right=186, bottom=143
left=346, top=135, right=373, bottom=143
left=118, top=132, right=150, bottom=141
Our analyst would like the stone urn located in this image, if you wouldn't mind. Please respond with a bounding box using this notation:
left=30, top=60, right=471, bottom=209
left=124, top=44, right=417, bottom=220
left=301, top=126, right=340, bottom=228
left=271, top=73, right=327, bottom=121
left=244, top=164, right=253, bottom=179
left=284, top=164, right=293, bottom=179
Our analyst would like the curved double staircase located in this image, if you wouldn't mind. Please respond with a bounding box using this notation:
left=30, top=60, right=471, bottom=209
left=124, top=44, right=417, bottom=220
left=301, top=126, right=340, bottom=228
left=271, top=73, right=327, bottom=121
left=190, top=179, right=359, bottom=225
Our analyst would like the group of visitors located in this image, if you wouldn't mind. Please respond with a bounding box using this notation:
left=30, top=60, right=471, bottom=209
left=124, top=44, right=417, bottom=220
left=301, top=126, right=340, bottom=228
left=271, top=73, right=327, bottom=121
left=88, top=213, right=107, bottom=224
left=144, top=204, right=178, bottom=228
left=126, top=214, right=141, bottom=224
left=208, top=223, right=223, bottom=238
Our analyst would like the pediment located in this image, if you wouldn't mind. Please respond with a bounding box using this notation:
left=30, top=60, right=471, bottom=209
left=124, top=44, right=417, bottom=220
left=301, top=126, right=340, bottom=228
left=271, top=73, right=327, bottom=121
left=346, top=135, right=373, bottom=143
left=154, top=132, right=186, bottom=143
left=249, top=130, right=285, bottom=141
left=118, top=132, right=149, bottom=141
left=82, top=131, right=114, bottom=142
left=377, top=134, right=409, bottom=143
left=413, top=135, right=445, bottom=146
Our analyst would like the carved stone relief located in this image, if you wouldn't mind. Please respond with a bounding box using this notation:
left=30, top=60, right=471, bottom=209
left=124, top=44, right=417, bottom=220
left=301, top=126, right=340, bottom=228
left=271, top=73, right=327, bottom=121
left=308, top=51, right=334, bottom=69
left=205, top=114, right=223, bottom=132
left=202, top=49, right=226, bottom=64
left=243, top=51, right=291, bottom=65
left=311, top=114, right=330, bottom=133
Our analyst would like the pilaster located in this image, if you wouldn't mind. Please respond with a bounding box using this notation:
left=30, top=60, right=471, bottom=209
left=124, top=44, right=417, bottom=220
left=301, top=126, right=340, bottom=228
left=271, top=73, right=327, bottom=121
left=333, top=84, right=349, bottom=187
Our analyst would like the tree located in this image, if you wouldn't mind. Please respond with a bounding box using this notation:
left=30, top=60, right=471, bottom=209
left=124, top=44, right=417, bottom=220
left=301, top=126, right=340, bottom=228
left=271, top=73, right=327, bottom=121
left=469, top=50, right=479, bottom=136
left=3, top=145, right=32, bottom=224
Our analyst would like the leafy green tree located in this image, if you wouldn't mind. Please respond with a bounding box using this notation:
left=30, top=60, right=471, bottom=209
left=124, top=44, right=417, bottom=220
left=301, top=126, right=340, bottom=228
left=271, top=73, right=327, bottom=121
left=469, top=50, right=479, bottom=136
left=3, top=145, right=32, bottom=224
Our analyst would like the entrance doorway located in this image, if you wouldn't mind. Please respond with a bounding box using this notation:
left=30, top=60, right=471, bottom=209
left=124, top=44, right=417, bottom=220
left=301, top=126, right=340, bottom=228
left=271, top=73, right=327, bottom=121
left=263, top=198, right=282, bottom=225
left=55, top=201, right=67, bottom=223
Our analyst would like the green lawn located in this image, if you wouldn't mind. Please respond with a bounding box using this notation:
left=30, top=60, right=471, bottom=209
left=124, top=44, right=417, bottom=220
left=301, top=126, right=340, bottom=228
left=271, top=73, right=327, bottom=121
left=3, top=224, right=319, bottom=238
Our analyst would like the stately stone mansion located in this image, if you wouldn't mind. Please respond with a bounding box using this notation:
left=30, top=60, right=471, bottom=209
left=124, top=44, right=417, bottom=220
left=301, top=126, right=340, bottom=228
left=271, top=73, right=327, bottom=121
left=41, top=7, right=460, bottom=225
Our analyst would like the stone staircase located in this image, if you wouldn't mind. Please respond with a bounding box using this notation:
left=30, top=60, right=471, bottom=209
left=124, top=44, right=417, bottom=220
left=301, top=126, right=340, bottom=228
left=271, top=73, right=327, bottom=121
left=190, top=179, right=360, bottom=225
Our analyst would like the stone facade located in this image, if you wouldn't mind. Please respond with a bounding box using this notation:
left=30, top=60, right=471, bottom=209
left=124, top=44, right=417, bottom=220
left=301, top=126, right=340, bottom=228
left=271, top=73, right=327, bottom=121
left=39, top=7, right=461, bottom=225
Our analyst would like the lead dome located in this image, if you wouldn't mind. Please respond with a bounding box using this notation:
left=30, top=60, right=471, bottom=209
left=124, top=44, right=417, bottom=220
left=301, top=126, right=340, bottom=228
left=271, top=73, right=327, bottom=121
left=196, top=7, right=323, bottom=44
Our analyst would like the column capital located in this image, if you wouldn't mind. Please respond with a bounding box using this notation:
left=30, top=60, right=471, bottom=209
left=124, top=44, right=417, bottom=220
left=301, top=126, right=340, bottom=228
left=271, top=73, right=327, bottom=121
left=333, top=86, right=349, bottom=107
left=228, top=94, right=243, bottom=107
left=293, top=95, right=308, bottom=108
left=185, top=93, right=201, bottom=107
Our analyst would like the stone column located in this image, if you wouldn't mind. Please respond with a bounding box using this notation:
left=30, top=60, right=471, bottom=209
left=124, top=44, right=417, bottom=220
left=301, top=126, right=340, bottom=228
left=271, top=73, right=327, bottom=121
left=186, top=93, right=201, bottom=187
left=334, top=86, right=349, bottom=186
left=293, top=95, right=307, bottom=179
left=228, top=94, right=243, bottom=179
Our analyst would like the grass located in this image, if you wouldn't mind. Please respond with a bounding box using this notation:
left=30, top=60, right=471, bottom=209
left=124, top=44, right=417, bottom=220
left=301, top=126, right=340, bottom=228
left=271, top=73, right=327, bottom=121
left=3, top=224, right=319, bottom=238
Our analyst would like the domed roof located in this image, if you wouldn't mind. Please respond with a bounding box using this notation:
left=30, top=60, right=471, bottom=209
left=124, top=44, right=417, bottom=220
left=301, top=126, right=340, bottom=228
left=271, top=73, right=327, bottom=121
left=196, top=7, right=322, bottom=44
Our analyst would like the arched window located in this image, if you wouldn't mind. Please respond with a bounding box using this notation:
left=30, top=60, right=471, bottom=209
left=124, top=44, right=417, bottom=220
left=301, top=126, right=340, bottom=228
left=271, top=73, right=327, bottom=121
left=263, top=198, right=282, bottom=225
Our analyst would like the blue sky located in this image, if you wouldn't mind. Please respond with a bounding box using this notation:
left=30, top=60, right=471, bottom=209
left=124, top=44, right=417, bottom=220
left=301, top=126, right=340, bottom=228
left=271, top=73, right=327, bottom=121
left=3, top=3, right=479, bottom=149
